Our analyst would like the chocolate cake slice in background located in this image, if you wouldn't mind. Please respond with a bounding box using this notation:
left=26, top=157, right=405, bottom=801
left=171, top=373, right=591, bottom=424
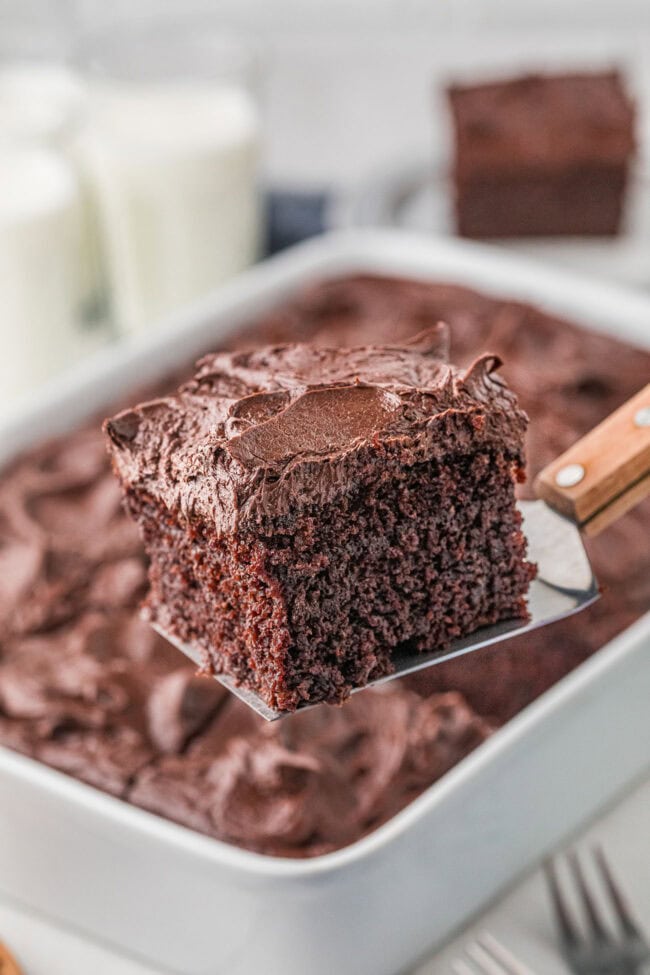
left=105, top=325, right=534, bottom=712
left=447, top=71, right=636, bottom=238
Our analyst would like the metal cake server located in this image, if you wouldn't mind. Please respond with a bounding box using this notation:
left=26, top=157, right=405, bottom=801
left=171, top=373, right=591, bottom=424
left=155, top=383, right=650, bottom=721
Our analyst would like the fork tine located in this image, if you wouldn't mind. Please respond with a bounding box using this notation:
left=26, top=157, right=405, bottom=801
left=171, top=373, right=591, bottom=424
left=544, top=858, right=582, bottom=950
left=466, top=941, right=507, bottom=975
left=593, top=845, right=644, bottom=940
left=477, top=933, right=538, bottom=975
left=568, top=850, right=610, bottom=941
left=452, top=961, right=477, bottom=975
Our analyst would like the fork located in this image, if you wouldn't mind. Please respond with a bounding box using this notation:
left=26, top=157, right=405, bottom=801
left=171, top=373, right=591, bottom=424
left=544, top=846, right=650, bottom=975
left=451, top=932, right=537, bottom=975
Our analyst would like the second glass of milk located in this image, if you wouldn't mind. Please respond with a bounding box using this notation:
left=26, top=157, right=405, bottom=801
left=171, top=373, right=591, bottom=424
left=76, top=29, right=261, bottom=335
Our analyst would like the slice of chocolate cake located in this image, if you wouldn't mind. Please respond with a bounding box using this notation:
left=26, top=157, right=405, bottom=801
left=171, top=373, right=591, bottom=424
left=447, top=71, right=636, bottom=238
left=105, top=325, right=534, bottom=712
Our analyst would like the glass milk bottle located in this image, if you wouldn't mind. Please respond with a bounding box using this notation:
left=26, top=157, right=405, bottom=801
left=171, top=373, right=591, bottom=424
left=76, top=29, right=262, bottom=335
left=0, top=54, right=104, bottom=414
left=0, top=146, right=87, bottom=407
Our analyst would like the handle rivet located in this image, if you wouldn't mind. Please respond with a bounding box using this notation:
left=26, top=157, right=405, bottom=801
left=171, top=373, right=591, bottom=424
left=634, top=406, right=650, bottom=428
left=555, top=463, right=585, bottom=488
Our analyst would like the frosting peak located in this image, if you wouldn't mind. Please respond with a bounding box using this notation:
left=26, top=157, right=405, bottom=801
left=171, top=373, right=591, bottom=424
left=226, top=384, right=402, bottom=468
left=105, top=325, right=527, bottom=534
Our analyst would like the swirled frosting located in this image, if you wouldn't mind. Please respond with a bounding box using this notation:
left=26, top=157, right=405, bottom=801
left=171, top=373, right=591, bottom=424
left=105, top=324, right=527, bottom=534
left=129, top=687, right=492, bottom=856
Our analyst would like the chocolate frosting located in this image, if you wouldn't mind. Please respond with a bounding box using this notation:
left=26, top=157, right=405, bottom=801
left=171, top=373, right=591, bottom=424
left=448, top=71, right=636, bottom=173
left=106, top=325, right=527, bottom=534
left=0, top=428, right=228, bottom=795
left=129, top=687, right=492, bottom=856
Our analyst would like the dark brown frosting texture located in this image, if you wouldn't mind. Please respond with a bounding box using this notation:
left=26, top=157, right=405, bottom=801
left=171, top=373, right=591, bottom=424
left=106, top=325, right=527, bottom=534
left=0, top=418, right=228, bottom=796
left=448, top=71, right=636, bottom=173
left=129, top=688, right=492, bottom=856
left=227, top=385, right=402, bottom=467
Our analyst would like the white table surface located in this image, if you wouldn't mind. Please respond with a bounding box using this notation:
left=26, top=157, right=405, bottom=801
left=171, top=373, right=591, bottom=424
left=416, top=775, right=650, bottom=975
left=2, top=775, right=648, bottom=975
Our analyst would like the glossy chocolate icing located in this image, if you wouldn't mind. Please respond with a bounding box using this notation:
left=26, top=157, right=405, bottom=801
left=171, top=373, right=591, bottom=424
left=106, top=325, right=526, bottom=534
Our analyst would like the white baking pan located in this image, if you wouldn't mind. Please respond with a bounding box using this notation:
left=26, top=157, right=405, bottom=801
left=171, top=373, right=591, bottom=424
left=0, top=230, right=648, bottom=975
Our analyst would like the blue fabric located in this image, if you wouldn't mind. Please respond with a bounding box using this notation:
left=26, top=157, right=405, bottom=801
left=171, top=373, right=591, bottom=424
left=264, top=189, right=329, bottom=255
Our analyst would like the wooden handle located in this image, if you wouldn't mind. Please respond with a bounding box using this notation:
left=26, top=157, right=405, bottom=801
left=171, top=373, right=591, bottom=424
left=534, top=383, right=650, bottom=536
left=0, top=943, right=23, bottom=975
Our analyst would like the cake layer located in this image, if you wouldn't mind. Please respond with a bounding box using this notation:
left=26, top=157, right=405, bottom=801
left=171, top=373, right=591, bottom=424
left=454, top=167, right=627, bottom=238
left=139, top=447, right=531, bottom=710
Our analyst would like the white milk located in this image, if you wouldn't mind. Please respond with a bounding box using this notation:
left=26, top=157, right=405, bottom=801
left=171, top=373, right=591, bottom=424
left=77, top=83, right=261, bottom=334
left=0, top=63, right=108, bottom=346
left=0, top=148, right=86, bottom=408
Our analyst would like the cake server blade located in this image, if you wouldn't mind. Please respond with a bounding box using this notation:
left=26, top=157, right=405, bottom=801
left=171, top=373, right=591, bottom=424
left=152, top=499, right=598, bottom=722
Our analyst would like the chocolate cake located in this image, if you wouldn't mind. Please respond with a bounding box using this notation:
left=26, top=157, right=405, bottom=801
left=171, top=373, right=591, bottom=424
left=0, top=273, right=649, bottom=857
left=105, top=329, right=534, bottom=712
left=447, top=71, right=636, bottom=238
